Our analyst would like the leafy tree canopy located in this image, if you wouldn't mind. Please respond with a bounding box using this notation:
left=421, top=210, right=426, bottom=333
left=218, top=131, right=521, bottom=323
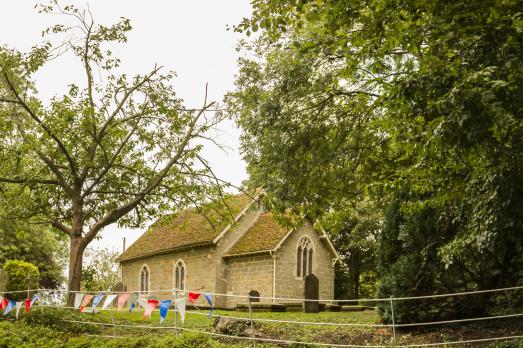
left=227, top=0, right=523, bottom=308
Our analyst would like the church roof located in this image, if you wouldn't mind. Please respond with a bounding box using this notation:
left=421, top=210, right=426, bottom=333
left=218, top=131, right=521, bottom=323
left=223, top=212, right=290, bottom=257
left=117, top=193, right=255, bottom=262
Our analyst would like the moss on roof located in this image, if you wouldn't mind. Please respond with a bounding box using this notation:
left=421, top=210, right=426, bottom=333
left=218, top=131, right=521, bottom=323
left=118, top=193, right=255, bottom=261
left=224, top=212, right=290, bottom=257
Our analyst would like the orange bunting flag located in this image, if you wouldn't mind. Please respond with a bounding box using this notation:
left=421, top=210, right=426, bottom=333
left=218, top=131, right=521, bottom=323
left=79, top=294, right=93, bottom=313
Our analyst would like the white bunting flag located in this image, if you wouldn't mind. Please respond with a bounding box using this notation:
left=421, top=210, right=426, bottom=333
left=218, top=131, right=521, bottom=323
left=137, top=298, right=147, bottom=309
left=102, top=294, right=118, bottom=310
left=15, top=302, right=23, bottom=319
left=175, top=297, right=186, bottom=323
left=74, top=293, right=85, bottom=309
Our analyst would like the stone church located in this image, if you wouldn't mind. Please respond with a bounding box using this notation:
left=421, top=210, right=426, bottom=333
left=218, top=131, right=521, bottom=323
left=118, top=192, right=339, bottom=308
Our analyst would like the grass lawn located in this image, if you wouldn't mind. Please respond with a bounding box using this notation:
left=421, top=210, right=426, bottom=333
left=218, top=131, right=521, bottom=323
left=83, top=307, right=522, bottom=347
left=1, top=306, right=522, bottom=347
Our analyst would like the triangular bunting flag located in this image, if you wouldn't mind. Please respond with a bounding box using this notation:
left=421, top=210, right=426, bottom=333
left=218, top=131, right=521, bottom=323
left=79, top=294, right=93, bottom=313
left=129, top=293, right=138, bottom=312
left=159, top=300, right=172, bottom=323
left=30, top=294, right=39, bottom=308
left=3, top=300, right=15, bottom=316
left=204, top=293, right=214, bottom=318
left=137, top=298, right=147, bottom=309
left=15, top=302, right=23, bottom=319
left=92, top=294, right=104, bottom=311
left=102, top=294, right=117, bottom=310
left=188, top=292, right=201, bottom=304
left=24, top=299, right=31, bottom=313
left=0, top=296, right=8, bottom=310
left=143, top=299, right=159, bottom=320
left=175, top=297, right=186, bottom=323
left=117, top=293, right=130, bottom=310
left=74, top=293, right=85, bottom=309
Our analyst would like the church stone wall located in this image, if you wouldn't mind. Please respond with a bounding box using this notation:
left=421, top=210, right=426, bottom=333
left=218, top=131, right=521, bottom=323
left=214, top=205, right=262, bottom=307
left=274, top=222, right=335, bottom=302
left=120, top=246, right=217, bottom=300
left=223, top=253, right=273, bottom=308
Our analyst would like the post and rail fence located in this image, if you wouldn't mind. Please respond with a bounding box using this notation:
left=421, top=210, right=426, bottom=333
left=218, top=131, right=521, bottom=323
left=0, top=285, right=522, bottom=347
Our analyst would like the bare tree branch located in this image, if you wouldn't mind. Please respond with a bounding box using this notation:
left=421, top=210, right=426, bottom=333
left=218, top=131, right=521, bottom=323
left=0, top=177, right=61, bottom=185
left=83, top=100, right=215, bottom=244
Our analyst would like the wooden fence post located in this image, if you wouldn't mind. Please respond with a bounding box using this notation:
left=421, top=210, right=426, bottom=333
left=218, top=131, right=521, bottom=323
left=248, top=295, right=256, bottom=348
left=390, top=296, right=396, bottom=343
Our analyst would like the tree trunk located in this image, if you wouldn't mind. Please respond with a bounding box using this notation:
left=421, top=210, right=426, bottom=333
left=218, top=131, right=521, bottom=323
left=67, top=236, right=85, bottom=306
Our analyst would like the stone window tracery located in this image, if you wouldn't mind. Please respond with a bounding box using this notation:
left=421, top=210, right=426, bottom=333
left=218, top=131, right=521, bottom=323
left=174, top=260, right=186, bottom=290
left=296, top=237, right=313, bottom=278
left=139, top=265, right=149, bottom=294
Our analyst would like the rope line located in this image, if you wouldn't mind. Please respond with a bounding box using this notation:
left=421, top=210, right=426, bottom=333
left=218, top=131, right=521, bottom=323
left=33, top=303, right=523, bottom=329
left=61, top=320, right=523, bottom=348
left=395, top=313, right=523, bottom=327
left=3, top=284, right=522, bottom=303
left=33, top=304, right=392, bottom=328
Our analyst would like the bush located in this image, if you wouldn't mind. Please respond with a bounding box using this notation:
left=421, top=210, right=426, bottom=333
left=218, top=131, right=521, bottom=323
left=3, top=259, right=40, bottom=301
left=23, top=307, right=100, bottom=334
left=488, top=340, right=523, bottom=348
left=0, top=320, right=63, bottom=348
left=67, top=336, right=154, bottom=348
left=152, top=332, right=213, bottom=348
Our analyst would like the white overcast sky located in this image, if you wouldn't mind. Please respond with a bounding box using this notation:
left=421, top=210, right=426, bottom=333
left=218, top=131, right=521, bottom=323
left=0, top=1, right=251, bottom=252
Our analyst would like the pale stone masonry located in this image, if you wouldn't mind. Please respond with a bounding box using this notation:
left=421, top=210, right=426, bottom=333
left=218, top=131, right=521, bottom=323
left=118, top=193, right=339, bottom=308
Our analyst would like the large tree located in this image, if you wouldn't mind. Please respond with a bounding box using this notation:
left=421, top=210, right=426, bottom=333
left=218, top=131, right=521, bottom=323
left=0, top=2, right=226, bottom=297
left=228, top=0, right=523, bottom=310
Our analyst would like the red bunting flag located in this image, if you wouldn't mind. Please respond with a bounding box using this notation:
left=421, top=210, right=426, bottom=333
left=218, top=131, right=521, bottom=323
left=24, top=299, right=31, bottom=313
left=143, top=299, right=159, bottom=319
left=0, top=296, right=8, bottom=310
left=188, top=292, right=200, bottom=304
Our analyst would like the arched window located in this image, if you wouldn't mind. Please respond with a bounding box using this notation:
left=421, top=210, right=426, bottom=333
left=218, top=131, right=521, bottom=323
left=139, top=265, right=149, bottom=294
left=296, top=237, right=313, bottom=278
left=174, top=260, right=186, bottom=290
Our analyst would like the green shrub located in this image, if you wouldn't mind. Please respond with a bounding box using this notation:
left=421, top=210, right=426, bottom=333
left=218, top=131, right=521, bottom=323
left=67, top=335, right=154, bottom=348
left=23, top=307, right=100, bottom=334
left=3, top=259, right=40, bottom=301
left=488, top=340, right=523, bottom=348
left=151, top=332, right=213, bottom=348
left=0, top=320, right=63, bottom=348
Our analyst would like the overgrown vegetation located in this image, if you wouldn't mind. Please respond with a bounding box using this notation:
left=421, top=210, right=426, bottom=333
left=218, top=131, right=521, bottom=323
left=226, top=0, right=523, bottom=322
left=0, top=308, right=522, bottom=347
left=0, top=219, right=66, bottom=288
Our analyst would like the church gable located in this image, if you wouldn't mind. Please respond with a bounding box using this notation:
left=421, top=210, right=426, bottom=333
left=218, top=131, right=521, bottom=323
left=223, top=212, right=290, bottom=257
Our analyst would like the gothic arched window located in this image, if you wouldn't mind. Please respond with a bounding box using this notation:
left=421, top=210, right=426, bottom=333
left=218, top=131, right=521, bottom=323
left=174, top=260, right=186, bottom=290
left=296, top=237, right=313, bottom=278
left=139, top=265, right=149, bottom=294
